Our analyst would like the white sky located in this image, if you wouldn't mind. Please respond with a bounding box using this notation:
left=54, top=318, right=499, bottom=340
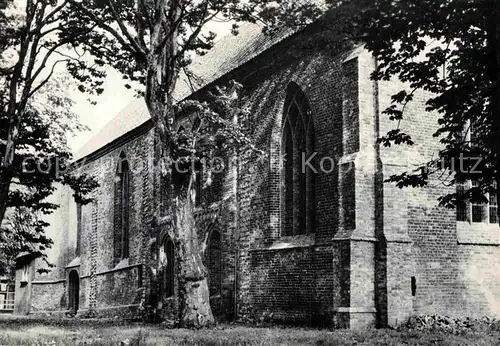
left=67, top=69, right=136, bottom=152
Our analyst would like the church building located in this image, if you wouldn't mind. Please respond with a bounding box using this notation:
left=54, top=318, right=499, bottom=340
left=13, top=16, right=500, bottom=329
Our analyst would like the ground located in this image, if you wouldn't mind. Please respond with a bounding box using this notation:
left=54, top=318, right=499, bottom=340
left=0, top=317, right=499, bottom=346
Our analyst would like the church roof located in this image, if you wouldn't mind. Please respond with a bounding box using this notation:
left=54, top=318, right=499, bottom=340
left=74, top=23, right=295, bottom=161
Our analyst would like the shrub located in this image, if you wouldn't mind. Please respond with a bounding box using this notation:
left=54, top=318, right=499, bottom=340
left=402, top=315, right=500, bottom=335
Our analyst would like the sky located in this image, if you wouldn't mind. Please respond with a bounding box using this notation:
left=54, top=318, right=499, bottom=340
left=67, top=69, right=136, bottom=153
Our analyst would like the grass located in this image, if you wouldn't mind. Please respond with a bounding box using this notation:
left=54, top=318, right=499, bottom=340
left=0, top=317, right=499, bottom=345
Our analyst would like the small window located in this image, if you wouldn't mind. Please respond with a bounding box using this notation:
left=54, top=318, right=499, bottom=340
left=114, top=152, right=130, bottom=262
left=75, top=202, right=82, bottom=256
left=20, top=264, right=29, bottom=284
left=411, top=277, right=416, bottom=297
left=456, top=181, right=498, bottom=224
left=456, top=183, right=468, bottom=222
left=489, top=189, right=498, bottom=224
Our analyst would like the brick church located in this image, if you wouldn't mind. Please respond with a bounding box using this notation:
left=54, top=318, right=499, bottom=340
left=12, top=17, right=500, bottom=328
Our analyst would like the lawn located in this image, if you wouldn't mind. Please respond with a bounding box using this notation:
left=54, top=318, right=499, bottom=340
left=0, top=317, right=499, bottom=346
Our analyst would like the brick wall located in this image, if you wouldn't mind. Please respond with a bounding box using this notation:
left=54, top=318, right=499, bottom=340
left=377, top=58, right=500, bottom=325
left=30, top=125, right=155, bottom=317
left=232, top=28, right=357, bottom=326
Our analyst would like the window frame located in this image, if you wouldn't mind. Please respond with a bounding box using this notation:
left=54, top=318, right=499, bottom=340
left=114, top=152, right=130, bottom=262
left=456, top=120, right=498, bottom=225
left=456, top=180, right=498, bottom=225
left=75, top=202, right=82, bottom=257
left=280, top=83, right=316, bottom=237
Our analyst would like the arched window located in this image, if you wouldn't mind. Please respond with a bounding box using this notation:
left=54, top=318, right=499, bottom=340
left=75, top=202, right=82, bottom=257
left=162, top=237, right=175, bottom=298
left=282, top=83, right=316, bottom=236
left=205, top=230, right=221, bottom=297
left=114, top=152, right=130, bottom=262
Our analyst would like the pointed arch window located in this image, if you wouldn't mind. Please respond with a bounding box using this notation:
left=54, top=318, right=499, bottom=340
left=162, top=237, right=175, bottom=298
left=75, top=202, right=82, bottom=257
left=114, top=152, right=130, bottom=262
left=282, top=83, right=316, bottom=236
left=205, top=230, right=221, bottom=297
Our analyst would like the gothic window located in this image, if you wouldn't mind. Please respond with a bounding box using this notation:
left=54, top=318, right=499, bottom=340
left=282, top=83, right=316, bottom=236
left=162, top=237, right=175, bottom=298
left=205, top=230, right=221, bottom=297
left=75, top=202, right=82, bottom=257
left=195, top=165, right=203, bottom=206
left=68, top=270, right=80, bottom=313
left=114, top=152, right=130, bottom=262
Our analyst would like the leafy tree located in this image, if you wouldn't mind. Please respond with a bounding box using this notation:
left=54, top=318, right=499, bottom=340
left=61, top=0, right=321, bottom=327
left=0, top=75, right=98, bottom=277
left=0, top=1, right=97, bottom=275
left=352, top=0, right=500, bottom=211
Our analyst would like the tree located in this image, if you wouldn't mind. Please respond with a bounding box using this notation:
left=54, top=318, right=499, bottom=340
left=0, top=206, right=52, bottom=279
left=352, top=0, right=500, bottom=214
left=0, top=1, right=98, bottom=277
left=0, top=0, right=97, bottom=228
left=0, top=72, right=98, bottom=276
left=61, top=0, right=321, bottom=327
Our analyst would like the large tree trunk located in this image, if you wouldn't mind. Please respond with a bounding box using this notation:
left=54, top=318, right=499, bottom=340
left=144, top=1, right=214, bottom=328
left=173, top=194, right=215, bottom=328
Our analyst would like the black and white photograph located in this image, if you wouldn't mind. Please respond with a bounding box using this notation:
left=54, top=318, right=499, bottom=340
left=1, top=0, right=500, bottom=344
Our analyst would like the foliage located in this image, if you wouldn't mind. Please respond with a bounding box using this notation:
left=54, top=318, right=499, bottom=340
left=0, top=75, right=98, bottom=276
left=58, top=0, right=323, bottom=327
left=0, top=207, right=53, bottom=277
left=58, top=0, right=323, bottom=178
left=353, top=0, right=500, bottom=208
left=0, top=1, right=98, bottom=273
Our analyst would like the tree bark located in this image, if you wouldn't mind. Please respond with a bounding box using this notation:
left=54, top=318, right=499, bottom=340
left=142, top=0, right=215, bottom=328
left=173, top=194, right=215, bottom=328
left=0, top=124, right=16, bottom=228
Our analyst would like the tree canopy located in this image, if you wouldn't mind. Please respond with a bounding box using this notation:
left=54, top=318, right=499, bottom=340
left=0, top=0, right=98, bottom=276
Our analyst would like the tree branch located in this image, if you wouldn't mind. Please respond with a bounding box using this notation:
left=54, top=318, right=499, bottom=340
left=68, top=0, right=148, bottom=61
left=39, top=0, right=69, bottom=27
left=107, top=0, right=148, bottom=54
left=28, top=59, right=68, bottom=100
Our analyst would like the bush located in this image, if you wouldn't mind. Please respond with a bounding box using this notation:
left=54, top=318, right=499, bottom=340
left=402, top=315, right=500, bottom=335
